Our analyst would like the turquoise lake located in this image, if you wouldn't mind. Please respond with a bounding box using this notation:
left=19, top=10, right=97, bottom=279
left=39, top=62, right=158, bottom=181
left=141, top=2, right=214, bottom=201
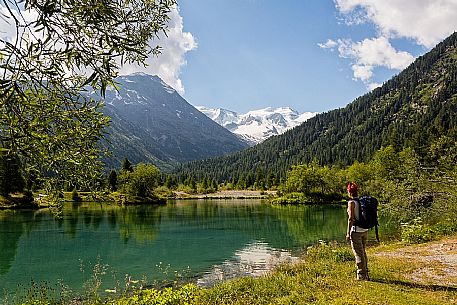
left=0, top=199, right=350, bottom=296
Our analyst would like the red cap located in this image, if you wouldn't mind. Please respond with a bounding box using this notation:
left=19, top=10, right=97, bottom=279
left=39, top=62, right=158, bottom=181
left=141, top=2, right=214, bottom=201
left=347, top=182, right=358, bottom=193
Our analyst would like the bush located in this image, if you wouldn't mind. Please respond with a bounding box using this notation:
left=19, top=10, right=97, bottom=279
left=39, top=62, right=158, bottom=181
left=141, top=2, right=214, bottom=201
left=270, top=192, right=307, bottom=204
left=432, top=220, right=457, bottom=235
left=118, top=163, right=160, bottom=198
left=176, top=184, right=196, bottom=195
left=154, top=186, right=174, bottom=199
left=71, top=188, right=82, bottom=202
left=401, top=218, right=434, bottom=244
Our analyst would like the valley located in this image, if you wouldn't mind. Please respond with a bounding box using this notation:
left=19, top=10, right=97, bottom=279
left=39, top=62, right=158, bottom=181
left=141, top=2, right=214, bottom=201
left=1, top=2, right=457, bottom=303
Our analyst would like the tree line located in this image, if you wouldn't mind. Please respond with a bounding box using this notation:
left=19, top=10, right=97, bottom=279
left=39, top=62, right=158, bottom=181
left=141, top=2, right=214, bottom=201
left=2, top=133, right=457, bottom=237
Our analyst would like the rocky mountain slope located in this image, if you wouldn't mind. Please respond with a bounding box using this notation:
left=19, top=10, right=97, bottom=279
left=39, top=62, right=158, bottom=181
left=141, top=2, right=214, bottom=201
left=97, top=73, right=248, bottom=170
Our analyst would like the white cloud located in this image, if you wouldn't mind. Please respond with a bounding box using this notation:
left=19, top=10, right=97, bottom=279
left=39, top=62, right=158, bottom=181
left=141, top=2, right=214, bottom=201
left=335, top=0, right=457, bottom=48
left=120, top=6, right=197, bottom=95
left=0, top=8, right=17, bottom=44
left=0, top=4, right=196, bottom=95
left=0, top=6, right=39, bottom=45
left=323, top=0, right=457, bottom=89
left=318, top=39, right=338, bottom=49
left=351, top=64, right=373, bottom=82
left=339, top=37, right=414, bottom=69
left=324, top=37, right=414, bottom=86
left=368, top=82, right=382, bottom=90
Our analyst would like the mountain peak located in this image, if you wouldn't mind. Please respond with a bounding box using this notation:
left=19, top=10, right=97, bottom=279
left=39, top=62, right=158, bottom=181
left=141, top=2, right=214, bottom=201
left=95, top=75, right=248, bottom=169
left=119, top=73, right=177, bottom=94
left=197, top=106, right=318, bottom=144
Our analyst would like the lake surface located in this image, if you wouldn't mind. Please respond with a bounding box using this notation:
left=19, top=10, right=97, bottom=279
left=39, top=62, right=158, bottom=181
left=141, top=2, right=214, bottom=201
left=0, top=199, right=349, bottom=296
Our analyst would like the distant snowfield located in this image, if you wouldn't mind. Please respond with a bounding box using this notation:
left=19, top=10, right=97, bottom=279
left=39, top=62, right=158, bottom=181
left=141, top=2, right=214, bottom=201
left=196, top=106, right=318, bottom=145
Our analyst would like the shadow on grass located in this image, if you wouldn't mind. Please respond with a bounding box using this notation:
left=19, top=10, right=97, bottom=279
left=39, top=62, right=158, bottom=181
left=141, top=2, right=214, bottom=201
left=371, top=277, right=457, bottom=292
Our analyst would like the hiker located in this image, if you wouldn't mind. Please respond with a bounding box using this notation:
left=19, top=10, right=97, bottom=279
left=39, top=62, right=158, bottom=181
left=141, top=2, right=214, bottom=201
left=346, top=182, right=369, bottom=280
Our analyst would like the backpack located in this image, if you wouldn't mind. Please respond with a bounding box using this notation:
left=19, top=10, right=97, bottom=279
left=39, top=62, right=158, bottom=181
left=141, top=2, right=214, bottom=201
left=354, top=196, right=379, bottom=241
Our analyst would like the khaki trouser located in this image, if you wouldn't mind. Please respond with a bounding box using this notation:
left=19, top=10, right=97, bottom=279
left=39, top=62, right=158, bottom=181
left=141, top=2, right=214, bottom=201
left=350, top=230, right=369, bottom=280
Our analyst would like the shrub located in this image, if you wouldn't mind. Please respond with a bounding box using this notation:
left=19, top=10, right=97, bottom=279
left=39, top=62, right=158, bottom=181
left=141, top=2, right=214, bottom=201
left=118, top=163, right=160, bottom=199
left=154, top=186, right=174, bottom=199
left=270, top=192, right=307, bottom=204
left=71, top=188, right=82, bottom=202
left=401, top=218, right=434, bottom=244
left=432, top=220, right=457, bottom=235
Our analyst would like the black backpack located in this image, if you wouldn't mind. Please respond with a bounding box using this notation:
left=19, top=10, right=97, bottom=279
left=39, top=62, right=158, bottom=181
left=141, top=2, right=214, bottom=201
left=354, top=196, right=379, bottom=241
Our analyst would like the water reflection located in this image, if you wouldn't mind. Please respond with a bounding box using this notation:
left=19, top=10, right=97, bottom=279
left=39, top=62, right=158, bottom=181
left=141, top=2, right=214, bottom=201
left=197, top=241, right=298, bottom=287
left=0, top=210, right=41, bottom=276
left=272, top=204, right=348, bottom=246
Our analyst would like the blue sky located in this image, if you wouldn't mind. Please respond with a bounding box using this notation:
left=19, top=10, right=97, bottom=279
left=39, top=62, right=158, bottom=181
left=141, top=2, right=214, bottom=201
left=178, top=0, right=371, bottom=113
left=123, top=0, right=457, bottom=113
left=1, top=0, right=456, bottom=113
left=173, top=0, right=457, bottom=113
left=168, top=0, right=457, bottom=113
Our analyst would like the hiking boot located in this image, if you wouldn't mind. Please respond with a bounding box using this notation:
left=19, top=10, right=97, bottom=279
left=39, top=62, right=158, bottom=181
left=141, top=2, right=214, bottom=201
left=356, top=273, right=369, bottom=281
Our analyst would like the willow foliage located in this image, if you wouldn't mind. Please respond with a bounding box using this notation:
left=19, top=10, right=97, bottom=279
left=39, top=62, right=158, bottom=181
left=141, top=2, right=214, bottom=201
left=0, top=0, right=176, bottom=193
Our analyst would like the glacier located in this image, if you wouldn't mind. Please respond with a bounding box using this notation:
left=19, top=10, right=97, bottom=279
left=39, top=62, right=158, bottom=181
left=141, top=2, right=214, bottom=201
left=196, top=106, right=318, bottom=145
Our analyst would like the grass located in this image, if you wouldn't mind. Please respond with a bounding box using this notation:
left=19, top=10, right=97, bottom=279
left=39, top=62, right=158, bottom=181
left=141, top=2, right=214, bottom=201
left=193, top=242, right=456, bottom=305
left=8, top=239, right=457, bottom=305
left=101, top=241, right=457, bottom=305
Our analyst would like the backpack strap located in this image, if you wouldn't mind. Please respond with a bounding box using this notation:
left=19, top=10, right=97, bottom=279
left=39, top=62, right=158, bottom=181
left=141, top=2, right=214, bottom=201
left=353, top=198, right=361, bottom=227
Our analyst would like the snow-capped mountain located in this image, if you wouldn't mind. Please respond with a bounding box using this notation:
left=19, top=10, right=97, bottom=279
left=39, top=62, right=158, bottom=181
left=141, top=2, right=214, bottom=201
left=196, top=106, right=318, bottom=144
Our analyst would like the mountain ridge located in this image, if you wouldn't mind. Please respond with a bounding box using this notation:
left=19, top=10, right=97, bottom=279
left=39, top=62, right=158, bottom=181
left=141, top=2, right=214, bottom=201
left=176, top=32, right=457, bottom=182
left=97, top=74, right=249, bottom=170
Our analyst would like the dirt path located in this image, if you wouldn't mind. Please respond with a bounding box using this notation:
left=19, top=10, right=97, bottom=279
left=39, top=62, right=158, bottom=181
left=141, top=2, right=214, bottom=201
left=375, top=237, right=457, bottom=288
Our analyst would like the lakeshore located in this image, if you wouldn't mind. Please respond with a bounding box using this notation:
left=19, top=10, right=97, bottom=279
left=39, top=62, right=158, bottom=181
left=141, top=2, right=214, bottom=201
left=173, top=190, right=277, bottom=200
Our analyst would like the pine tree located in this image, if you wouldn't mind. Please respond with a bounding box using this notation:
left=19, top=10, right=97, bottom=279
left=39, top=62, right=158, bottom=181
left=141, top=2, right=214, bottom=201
left=108, top=170, right=118, bottom=192
left=121, top=158, right=134, bottom=172
left=165, top=175, right=178, bottom=190
left=211, top=179, right=219, bottom=191
left=190, top=176, right=197, bottom=192
left=202, top=176, right=208, bottom=190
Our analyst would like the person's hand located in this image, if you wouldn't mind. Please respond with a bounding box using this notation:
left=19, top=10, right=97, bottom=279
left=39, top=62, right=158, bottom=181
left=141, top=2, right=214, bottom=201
left=346, top=234, right=351, bottom=241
